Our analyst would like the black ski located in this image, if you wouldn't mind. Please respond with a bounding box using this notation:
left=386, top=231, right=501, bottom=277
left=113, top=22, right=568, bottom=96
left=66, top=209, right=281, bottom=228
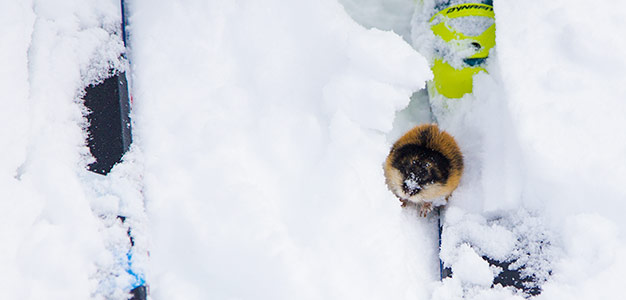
left=83, top=0, right=147, bottom=299
left=437, top=208, right=552, bottom=297
left=84, top=70, right=131, bottom=175
left=419, top=1, right=552, bottom=296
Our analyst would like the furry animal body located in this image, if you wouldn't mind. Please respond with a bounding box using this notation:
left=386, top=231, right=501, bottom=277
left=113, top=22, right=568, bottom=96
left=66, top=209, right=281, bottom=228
left=384, top=124, right=463, bottom=217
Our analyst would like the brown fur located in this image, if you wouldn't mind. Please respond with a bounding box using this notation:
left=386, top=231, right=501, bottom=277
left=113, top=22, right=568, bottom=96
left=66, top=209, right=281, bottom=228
left=384, top=124, right=463, bottom=217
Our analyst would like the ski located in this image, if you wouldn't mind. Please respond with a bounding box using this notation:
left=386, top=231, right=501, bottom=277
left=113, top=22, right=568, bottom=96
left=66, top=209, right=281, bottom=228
left=437, top=207, right=554, bottom=297
left=83, top=0, right=148, bottom=299
left=428, top=1, right=552, bottom=296
left=402, top=0, right=553, bottom=297
left=84, top=69, right=131, bottom=175
left=426, top=1, right=495, bottom=100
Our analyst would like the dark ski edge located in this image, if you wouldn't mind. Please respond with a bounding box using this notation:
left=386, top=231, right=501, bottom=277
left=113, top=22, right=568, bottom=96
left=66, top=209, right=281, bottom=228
left=83, top=0, right=147, bottom=299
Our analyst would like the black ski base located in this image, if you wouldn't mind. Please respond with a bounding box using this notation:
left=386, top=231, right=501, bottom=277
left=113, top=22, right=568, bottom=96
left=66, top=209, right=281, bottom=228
left=484, top=257, right=542, bottom=296
left=130, top=286, right=147, bottom=300
left=84, top=71, right=147, bottom=299
left=83, top=1, right=147, bottom=299
left=441, top=259, right=542, bottom=297
left=84, top=71, right=132, bottom=175
left=437, top=207, right=546, bottom=297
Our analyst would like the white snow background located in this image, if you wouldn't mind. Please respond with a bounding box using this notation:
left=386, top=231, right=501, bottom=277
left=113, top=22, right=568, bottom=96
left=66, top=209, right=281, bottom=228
left=1, top=0, right=626, bottom=299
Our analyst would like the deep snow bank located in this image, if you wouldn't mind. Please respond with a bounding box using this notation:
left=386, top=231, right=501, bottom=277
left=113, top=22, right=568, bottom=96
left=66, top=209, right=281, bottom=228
left=130, top=0, right=432, bottom=299
left=495, top=1, right=626, bottom=298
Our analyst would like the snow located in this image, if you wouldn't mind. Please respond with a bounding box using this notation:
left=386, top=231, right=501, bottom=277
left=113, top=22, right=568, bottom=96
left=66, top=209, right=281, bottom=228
left=450, top=243, right=493, bottom=287
left=130, top=1, right=430, bottom=299
left=2, top=0, right=626, bottom=299
left=1, top=0, right=141, bottom=299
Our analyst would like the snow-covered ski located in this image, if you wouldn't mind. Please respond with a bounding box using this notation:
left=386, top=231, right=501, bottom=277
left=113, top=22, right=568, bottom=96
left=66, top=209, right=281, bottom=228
left=436, top=207, right=554, bottom=297
left=388, top=0, right=555, bottom=297
left=83, top=0, right=147, bottom=299
left=427, top=1, right=552, bottom=296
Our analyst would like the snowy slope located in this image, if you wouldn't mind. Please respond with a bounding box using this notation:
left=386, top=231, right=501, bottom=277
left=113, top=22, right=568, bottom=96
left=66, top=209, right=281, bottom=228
left=3, top=0, right=626, bottom=299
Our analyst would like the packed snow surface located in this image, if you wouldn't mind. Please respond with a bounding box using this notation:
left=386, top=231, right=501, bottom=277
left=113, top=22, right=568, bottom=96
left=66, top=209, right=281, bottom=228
left=2, top=0, right=626, bottom=299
